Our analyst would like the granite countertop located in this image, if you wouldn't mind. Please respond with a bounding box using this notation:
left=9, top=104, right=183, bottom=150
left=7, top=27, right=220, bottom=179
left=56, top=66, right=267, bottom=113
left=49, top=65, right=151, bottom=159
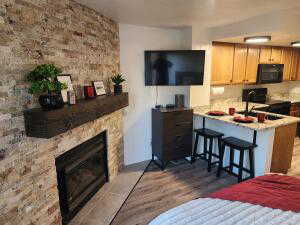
left=193, top=101, right=300, bottom=131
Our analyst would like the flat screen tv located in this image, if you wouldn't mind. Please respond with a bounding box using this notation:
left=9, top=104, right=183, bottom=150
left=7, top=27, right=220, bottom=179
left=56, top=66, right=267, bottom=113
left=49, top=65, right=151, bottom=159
left=145, top=50, right=205, bottom=86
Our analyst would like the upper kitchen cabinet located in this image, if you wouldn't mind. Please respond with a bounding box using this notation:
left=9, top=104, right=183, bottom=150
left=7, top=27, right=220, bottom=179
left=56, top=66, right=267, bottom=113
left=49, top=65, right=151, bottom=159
left=211, top=42, right=235, bottom=85
left=298, top=52, right=300, bottom=80
left=232, top=44, right=247, bottom=84
left=290, top=49, right=300, bottom=81
left=280, top=48, right=293, bottom=81
left=210, top=42, right=299, bottom=86
left=259, top=46, right=282, bottom=64
left=245, top=45, right=260, bottom=84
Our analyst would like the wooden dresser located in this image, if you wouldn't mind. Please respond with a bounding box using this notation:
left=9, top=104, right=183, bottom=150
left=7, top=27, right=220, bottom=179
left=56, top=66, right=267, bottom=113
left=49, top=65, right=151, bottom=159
left=152, top=108, right=193, bottom=170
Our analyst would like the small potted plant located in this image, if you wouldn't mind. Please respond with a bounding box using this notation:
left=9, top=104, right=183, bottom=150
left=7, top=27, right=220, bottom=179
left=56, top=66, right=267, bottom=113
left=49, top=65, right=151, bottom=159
left=27, top=64, right=67, bottom=110
left=111, top=73, right=125, bottom=95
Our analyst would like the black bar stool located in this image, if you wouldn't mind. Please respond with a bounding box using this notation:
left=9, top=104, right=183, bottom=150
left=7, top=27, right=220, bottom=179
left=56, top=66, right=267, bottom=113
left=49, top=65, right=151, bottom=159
left=192, top=128, right=224, bottom=172
left=217, top=137, right=257, bottom=182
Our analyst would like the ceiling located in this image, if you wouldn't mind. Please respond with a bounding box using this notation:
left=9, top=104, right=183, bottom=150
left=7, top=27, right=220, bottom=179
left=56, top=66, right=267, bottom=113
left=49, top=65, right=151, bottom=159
left=78, top=0, right=300, bottom=28
left=77, top=0, right=300, bottom=46
left=219, top=32, right=300, bottom=47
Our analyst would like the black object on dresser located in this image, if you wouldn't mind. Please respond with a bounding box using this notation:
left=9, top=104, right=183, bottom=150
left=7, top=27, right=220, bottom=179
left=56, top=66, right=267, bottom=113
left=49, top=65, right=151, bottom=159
left=152, top=108, right=193, bottom=170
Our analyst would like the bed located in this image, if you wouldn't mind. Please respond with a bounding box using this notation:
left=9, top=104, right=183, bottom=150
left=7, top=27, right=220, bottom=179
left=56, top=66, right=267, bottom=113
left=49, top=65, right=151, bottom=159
left=149, top=174, right=300, bottom=225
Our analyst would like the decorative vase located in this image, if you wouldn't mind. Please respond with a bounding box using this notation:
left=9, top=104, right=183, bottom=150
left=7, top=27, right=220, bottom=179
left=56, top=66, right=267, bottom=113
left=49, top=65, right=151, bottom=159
left=113, top=85, right=122, bottom=95
left=39, top=93, right=64, bottom=110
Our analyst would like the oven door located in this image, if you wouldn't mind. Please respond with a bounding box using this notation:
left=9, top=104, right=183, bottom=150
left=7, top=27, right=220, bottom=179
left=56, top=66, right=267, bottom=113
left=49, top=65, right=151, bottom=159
left=257, top=64, right=284, bottom=84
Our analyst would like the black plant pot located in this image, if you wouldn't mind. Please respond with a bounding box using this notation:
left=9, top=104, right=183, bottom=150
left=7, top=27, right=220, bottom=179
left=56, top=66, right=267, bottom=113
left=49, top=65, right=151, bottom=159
left=39, top=93, right=64, bottom=111
left=114, top=85, right=123, bottom=95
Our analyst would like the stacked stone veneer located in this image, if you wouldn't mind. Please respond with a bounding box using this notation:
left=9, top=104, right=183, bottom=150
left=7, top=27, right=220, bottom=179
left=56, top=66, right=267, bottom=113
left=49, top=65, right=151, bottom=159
left=0, top=1, right=123, bottom=225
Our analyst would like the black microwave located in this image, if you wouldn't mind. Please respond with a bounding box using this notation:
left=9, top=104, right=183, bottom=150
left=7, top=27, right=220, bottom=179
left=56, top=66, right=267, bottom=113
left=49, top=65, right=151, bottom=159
left=256, top=64, right=284, bottom=84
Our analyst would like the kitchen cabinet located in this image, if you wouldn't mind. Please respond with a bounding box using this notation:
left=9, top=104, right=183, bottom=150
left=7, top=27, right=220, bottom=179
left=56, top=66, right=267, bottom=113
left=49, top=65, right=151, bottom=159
left=245, top=45, right=260, bottom=84
left=211, top=42, right=299, bottom=86
left=211, top=42, right=235, bottom=85
left=298, top=54, right=300, bottom=80
left=280, top=47, right=293, bottom=81
left=290, top=103, right=300, bottom=117
left=271, top=123, right=297, bottom=174
left=291, top=49, right=300, bottom=81
left=232, top=44, right=247, bottom=84
left=259, top=46, right=282, bottom=64
left=259, top=46, right=272, bottom=63
left=271, top=47, right=283, bottom=63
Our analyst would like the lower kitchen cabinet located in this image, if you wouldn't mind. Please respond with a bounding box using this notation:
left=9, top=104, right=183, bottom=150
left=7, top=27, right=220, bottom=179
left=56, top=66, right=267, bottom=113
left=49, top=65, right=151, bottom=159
left=290, top=103, right=300, bottom=137
left=271, top=123, right=297, bottom=174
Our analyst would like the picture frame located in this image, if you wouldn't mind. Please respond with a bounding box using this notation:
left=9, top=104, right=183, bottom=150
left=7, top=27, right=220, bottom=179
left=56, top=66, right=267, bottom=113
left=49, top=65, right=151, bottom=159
left=93, top=81, right=106, bottom=96
left=57, top=75, right=73, bottom=103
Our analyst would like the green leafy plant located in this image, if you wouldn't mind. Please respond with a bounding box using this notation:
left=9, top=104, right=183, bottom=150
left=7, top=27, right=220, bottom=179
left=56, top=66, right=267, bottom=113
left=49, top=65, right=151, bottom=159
left=27, top=64, right=67, bottom=94
left=111, top=73, right=125, bottom=86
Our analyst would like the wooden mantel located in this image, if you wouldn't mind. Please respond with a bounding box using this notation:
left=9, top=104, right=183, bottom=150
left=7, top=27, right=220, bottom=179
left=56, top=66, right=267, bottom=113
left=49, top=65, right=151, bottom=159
left=24, top=93, right=129, bottom=139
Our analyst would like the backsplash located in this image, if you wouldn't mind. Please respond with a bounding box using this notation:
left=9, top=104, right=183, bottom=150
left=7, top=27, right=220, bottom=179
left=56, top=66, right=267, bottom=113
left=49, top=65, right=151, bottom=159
left=211, top=81, right=300, bottom=101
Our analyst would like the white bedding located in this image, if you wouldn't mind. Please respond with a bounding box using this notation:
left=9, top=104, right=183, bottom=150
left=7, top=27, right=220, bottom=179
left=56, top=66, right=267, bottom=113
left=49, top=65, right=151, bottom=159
left=149, top=198, right=300, bottom=225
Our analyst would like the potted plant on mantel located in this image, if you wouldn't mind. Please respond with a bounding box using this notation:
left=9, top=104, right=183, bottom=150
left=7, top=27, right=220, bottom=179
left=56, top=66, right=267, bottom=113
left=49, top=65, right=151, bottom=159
left=111, top=73, right=125, bottom=95
left=27, top=64, right=67, bottom=110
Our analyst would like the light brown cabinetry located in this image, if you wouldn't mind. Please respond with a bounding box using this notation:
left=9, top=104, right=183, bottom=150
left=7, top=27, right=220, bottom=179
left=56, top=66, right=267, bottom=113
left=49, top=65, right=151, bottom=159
left=290, top=49, right=300, bottom=81
left=280, top=48, right=293, bottom=80
left=245, top=46, right=260, bottom=84
left=270, top=47, right=283, bottom=63
left=211, top=42, right=300, bottom=86
left=259, top=46, right=282, bottom=64
left=271, top=123, right=297, bottom=174
left=290, top=104, right=300, bottom=117
left=232, top=44, right=247, bottom=84
left=211, top=42, right=235, bottom=85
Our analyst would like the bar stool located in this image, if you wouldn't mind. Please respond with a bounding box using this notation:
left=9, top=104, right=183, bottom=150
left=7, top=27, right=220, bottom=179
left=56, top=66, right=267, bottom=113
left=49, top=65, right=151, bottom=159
left=192, top=128, right=224, bottom=172
left=217, top=137, right=257, bottom=183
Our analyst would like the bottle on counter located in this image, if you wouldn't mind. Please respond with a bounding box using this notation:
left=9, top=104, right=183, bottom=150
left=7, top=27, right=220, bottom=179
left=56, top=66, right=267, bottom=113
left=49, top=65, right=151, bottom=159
left=67, top=90, right=76, bottom=105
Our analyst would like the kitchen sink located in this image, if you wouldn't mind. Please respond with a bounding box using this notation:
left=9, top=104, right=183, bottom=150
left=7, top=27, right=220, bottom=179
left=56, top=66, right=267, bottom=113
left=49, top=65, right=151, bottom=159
left=237, top=111, right=284, bottom=121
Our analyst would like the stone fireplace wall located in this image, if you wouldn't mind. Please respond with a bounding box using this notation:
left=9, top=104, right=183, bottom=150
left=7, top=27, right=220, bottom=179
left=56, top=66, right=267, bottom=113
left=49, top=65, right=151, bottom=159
left=0, top=1, right=123, bottom=225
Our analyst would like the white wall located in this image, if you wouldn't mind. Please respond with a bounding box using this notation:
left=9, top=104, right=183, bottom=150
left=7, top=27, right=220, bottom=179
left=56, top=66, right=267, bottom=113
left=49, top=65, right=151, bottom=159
left=120, top=24, right=191, bottom=165
left=189, top=27, right=212, bottom=107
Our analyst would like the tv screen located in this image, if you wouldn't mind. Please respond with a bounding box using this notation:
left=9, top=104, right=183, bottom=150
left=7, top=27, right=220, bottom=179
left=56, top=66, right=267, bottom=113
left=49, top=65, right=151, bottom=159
left=145, top=50, right=205, bottom=86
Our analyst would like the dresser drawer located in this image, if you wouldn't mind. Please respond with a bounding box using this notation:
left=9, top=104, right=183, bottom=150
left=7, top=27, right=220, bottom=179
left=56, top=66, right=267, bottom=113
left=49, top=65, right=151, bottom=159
left=162, top=110, right=193, bottom=123
left=163, top=121, right=193, bottom=137
left=164, top=132, right=192, bottom=145
left=163, top=141, right=192, bottom=160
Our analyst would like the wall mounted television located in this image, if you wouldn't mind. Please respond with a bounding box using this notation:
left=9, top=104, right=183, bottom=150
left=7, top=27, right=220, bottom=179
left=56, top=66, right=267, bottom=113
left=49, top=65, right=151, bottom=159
left=145, top=50, right=205, bottom=86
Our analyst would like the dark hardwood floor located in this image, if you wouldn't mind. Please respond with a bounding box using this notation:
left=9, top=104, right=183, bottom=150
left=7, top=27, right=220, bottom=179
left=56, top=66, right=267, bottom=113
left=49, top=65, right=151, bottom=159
left=111, top=160, right=236, bottom=225
left=111, top=138, right=300, bottom=225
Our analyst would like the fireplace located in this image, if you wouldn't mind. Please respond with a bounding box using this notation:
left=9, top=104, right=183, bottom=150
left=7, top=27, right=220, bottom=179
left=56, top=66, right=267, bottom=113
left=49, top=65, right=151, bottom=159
left=55, top=131, right=108, bottom=224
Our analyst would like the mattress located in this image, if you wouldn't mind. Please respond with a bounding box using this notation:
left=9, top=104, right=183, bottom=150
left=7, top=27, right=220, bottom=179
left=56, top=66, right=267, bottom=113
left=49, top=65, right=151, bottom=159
left=149, top=175, right=300, bottom=225
left=149, top=197, right=300, bottom=225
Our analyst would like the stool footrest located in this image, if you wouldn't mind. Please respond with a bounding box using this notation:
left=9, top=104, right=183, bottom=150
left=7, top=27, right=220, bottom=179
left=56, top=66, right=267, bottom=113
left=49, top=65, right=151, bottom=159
left=222, top=166, right=252, bottom=181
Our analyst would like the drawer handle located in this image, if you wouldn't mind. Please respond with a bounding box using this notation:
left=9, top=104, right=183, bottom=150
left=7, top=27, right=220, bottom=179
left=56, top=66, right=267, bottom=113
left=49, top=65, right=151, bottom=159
left=175, top=122, right=192, bottom=126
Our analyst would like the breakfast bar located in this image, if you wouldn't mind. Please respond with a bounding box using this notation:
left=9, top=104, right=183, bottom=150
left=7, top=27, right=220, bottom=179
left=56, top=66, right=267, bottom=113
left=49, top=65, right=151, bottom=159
left=193, top=102, right=300, bottom=177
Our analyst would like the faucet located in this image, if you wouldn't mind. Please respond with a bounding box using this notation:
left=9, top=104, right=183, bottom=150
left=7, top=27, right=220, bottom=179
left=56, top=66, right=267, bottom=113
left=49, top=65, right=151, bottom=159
left=245, top=90, right=256, bottom=117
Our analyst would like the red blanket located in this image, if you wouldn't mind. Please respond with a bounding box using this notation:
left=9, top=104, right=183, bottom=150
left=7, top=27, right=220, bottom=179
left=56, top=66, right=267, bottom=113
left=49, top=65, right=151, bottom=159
left=209, top=174, right=300, bottom=212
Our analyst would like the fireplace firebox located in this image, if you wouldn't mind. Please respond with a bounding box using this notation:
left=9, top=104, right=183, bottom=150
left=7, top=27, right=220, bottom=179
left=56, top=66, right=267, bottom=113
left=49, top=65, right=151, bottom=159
left=56, top=132, right=108, bottom=224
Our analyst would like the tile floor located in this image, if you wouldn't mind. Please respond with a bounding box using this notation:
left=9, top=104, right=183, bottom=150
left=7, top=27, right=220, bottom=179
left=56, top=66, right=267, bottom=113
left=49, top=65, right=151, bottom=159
left=69, top=160, right=150, bottom=225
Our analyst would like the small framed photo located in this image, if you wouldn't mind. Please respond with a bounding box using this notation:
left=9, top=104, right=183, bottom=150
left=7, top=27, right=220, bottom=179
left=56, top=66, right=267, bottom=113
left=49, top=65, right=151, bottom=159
left=57, top=75, right=73, bottom=103
left=93, top=81, right=106, bottom=96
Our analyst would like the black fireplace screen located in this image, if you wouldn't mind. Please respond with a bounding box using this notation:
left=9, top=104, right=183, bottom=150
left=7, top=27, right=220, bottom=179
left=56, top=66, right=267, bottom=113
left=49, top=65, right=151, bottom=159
left=56, top=132, right=108, bottom=225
